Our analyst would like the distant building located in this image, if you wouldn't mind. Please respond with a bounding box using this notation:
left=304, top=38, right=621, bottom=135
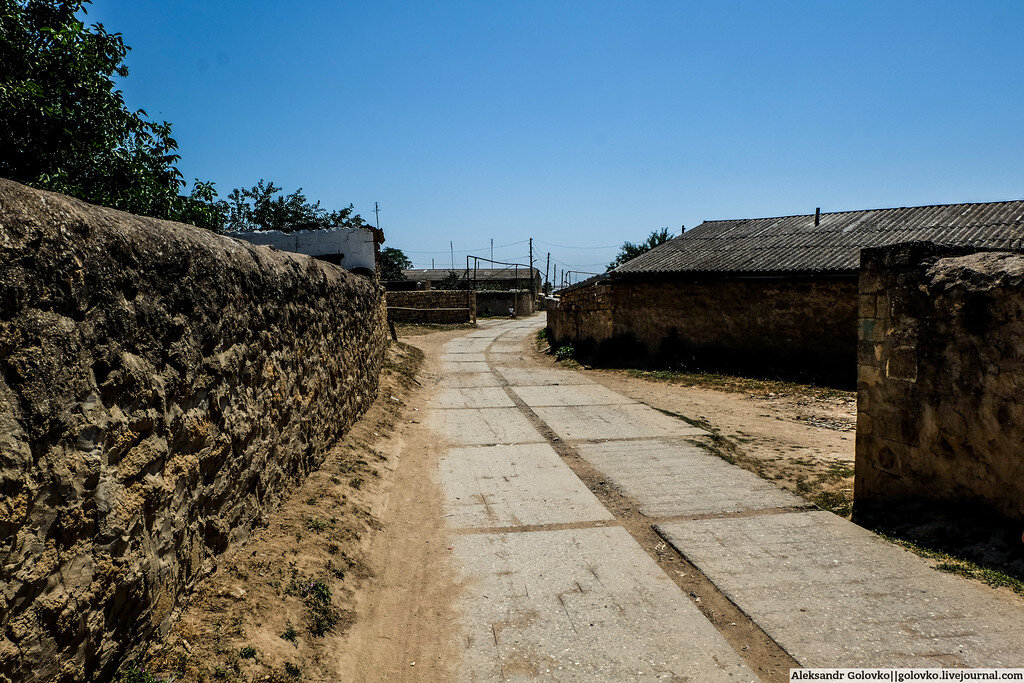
left=401, top=267, right=541, bottom=292
left=548, top=201, right=1024, bottom=385
left=227, top=226, right=384, bottom=275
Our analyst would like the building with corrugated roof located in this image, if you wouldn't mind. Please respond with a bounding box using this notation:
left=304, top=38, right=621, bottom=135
left=400, top=267, right=541, bottom=291
left=547, top=201, right=1024, bottom=385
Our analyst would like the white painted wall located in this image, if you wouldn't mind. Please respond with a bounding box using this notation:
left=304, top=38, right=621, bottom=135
left=228, top=227, right=377, bottom=271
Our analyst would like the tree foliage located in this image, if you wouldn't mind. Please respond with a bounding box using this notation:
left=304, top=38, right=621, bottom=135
left=379, top=247, right=412, bottom=280
left=435, top=271, right=469, bottom=290
left=220, top=179, right=368, bottom=233
left=607, top=227, right=673, bottom=270
left=0, top=0, right=217, bottom=225
left=0, top=1, right=366, bottom=235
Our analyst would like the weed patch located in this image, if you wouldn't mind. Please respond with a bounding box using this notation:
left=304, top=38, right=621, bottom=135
left=881, top=535, right=1024, bottom=597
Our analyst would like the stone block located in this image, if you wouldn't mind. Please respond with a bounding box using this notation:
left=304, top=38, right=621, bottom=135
left=885, top=346, right=918, bottom=382
left=858, top=294, right=877, bottom=318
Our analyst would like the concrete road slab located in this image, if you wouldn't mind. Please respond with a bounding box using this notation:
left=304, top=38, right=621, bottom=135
left=439, top=352, right=488, bottom=362
left=495, top=367, right=596, bottom=387
left=444, top=339, right=492, bottom=351
left=438, top=373, right=501, bottom=388
left=435, top=387, right=517, bottom=409
left=576, top=440, right=803, bottom=517
left=490, top=341, right=524, bottom=353
left=439, top=443, right=613, bottom=528
left=423, top=408, right=545, bottom=445
left=511, top=384, right=636, bottom=407
left=657, top=511, right=1024, bottom=667
left=441, top=360, right=492, bottom=373
left=533, top=404, right=707, bottom=441
left=451, top=526, right=757, bottom=681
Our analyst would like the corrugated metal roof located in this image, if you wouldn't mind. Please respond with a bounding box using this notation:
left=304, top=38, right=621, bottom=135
left=615, top=201, right=1024, bottom=275
left=402, top=267, right=540, bottom=281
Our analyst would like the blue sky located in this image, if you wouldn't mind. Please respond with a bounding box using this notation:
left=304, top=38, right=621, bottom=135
left=86, top=0, right=1024, bottom=276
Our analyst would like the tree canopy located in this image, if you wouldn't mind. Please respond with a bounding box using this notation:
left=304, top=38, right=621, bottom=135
left=219, top=180, right=369, bottom=233
left=0, top=1, right=365, bottom=234
left=0, top=0, right=220, bottom=225
left=607, top=227, right=673, bottom=270
left=379, top=247, right=412, bottom=280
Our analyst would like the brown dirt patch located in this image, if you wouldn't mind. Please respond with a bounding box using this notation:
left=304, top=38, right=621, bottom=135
left=393, top=321, right=477, bottom=336
left=333, top=327, right=467, bottom=681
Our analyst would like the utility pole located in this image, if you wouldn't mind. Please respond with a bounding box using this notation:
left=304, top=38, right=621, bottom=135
left=432, top=258, right=434, bottom=268
left=545, top=252, right=550, bottom=294
left=490, top=238, right=493, bottom=261
left=373, top=202, right=380, bottom=230
left=450, top=241, right=454, bottom=269
left=528, top=238, right=534, bottom=295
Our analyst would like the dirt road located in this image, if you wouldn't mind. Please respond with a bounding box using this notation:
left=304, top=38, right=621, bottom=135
left=341, top=315, right=1024, bottom=681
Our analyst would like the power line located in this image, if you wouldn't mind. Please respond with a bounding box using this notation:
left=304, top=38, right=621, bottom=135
left=401, top=239, right=529, bottom=254
left=534, top=240, right=620, bottom=250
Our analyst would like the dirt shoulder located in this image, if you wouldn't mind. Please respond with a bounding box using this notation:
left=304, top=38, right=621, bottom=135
left=138, top=328, right=463, bottom=682
left=530, top=331, right=858, bottom=517
left=333, top=327, right=466, bottom=682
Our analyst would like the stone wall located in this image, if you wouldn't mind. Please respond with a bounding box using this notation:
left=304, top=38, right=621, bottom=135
left=855, top=242, right=1024, bottom=523
left=476, top=290, right=534, bottom=317
left=548, top=275, right=857, bottom=384
left=385, top=290, right=475, bottom=323
left=0, top=178, right=388, bottom=682
left=546, top=280, right=614, bottom=353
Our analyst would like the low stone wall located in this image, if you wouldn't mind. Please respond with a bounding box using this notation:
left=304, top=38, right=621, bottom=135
left=385, top=290, right=475, bottom=323
left=0, top=178, right=388, bottom=682
left=548, top=275, right=857, bottom=384
left=855, top=242, right=1024, bottom=523
left=476, top=290, right=534, bottom=317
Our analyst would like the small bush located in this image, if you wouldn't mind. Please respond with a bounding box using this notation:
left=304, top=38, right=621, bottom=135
left=306, top=517, right=327, bottom=532
left=239, top=646, right=257, bottom=660
left=285, top=662, right=302, bottom=677
left=349, top=477, right=363, bottom=490
left=116, top=666, right=163, bottom=683
left=282, top=623, right=298, bottom=643
left=304, top=578, right=337, bottom=636
left=555, top=345, right=575, bottom=361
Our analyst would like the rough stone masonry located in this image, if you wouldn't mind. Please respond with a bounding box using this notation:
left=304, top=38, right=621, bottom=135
left=855, top=241, right=1024, bottom=524
left=0, top=178, right=387, bottom=682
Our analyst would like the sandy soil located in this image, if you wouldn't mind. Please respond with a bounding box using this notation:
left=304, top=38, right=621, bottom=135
left=333, top=328, right=466, bottom=682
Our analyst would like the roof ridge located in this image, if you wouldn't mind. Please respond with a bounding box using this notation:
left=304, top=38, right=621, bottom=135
left=697, top=199, right=1024, bottom=226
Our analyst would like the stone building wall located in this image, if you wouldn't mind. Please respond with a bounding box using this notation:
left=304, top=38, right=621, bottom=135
left=385, top=290, right=476, bottom=323
left=855, top=242, right=1024, bottom=523
left=0, top=178, right=388, bottom=682
left=476, top=290, right=534, bottom=317
left=546, top=280, right=614, bottom=354
left=548, top=276, right=857, bottom=384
